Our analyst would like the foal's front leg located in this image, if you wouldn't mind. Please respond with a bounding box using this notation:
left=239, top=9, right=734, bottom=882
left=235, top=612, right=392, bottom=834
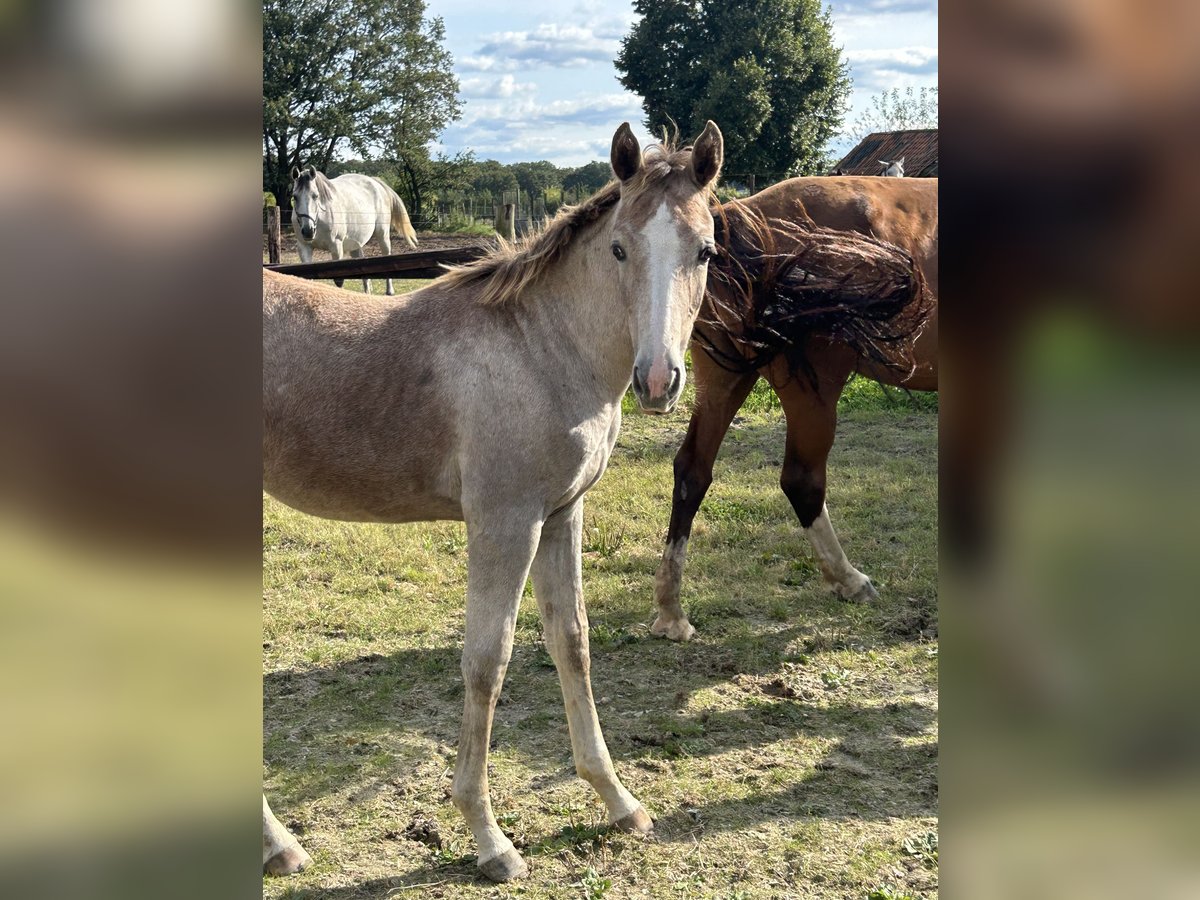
left=531, top=501, right=652, bottom=833
left=452, top=515, right=539, bottom=882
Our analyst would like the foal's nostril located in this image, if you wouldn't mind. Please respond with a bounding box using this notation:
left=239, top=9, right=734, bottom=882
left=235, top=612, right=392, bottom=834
left=632, top=366, right=645, bottom=396
left=668, top=367, right=682, bottom=396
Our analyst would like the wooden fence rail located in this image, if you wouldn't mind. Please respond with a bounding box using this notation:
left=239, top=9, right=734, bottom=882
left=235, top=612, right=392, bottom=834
left=264, top=245, right=492, bottom=282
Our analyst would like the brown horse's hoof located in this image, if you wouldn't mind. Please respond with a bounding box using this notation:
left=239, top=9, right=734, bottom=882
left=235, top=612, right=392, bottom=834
left=478, top=847, right=528, bottom=882
left=650, top=616, right=696, bottom=642
left=264, top=844, right=312, bottom=876
left=613, top=805, right=654, bottom=835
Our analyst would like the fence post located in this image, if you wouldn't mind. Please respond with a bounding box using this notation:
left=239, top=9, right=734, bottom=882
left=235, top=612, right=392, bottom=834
left=747, top=174, right=756, bottom=196
left=501, top=203, right=515, bottom=241
left=266, top=205, right=282, bottom=265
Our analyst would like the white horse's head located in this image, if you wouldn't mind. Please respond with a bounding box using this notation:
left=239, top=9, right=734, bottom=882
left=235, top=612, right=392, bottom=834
left=879, top=157, right=906, bottom=177
left=608, top=121, right=724, bottom=414
left=290, top=166, right=332, bottom=241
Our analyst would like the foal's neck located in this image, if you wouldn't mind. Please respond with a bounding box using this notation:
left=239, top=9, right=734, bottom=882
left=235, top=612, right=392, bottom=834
left=526, top=217, right=634, bottom=410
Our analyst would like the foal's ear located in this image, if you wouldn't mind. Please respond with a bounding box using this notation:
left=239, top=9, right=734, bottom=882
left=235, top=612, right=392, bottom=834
left=690, top=120, right=723, bottom=188
left=610, top=122, right=642, bottom=183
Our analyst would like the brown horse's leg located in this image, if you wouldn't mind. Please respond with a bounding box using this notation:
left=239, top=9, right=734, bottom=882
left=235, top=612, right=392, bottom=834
left=531, top=500, right=650, bottom=832
left=776, top=367, right=878, bottom=603
left=452, top=514, right=540, bottom=882
left=652, top=351, right=758, bottom=641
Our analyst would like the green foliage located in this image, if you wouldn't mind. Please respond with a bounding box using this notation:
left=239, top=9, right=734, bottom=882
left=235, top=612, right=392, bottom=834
left=394, top=150, right=477, bottom=225
left=562, top=161, right=612, bottom=197
left=468, top=159, right=519, bottom=202
left=509, top=160, right=562, bottom=196
left=849, top=87, right=938, bottom=143
left=867, top=887, right=921, bottom=900
left=577, top=866, right=613, bottom=899
left=617, top=0, right=851, bottom=178
left=262, top=0, right=460, bottom=211
left=901, top=830, right=938, bottom=869
left=263, top=192, right=277, bottom=208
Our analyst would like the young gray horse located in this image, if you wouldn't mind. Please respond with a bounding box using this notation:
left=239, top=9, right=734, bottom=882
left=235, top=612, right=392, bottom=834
left=290, top=166, right=418, bottom=295
left=264, top=122, right=725, bottom=881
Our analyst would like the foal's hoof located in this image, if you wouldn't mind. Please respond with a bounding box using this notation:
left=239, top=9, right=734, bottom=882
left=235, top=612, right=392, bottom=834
left=650, top=616, right=696, bottom=642
left=845, top=580, right=879, bottom=604
left=613, top=805, right=654, bottom=835
left=477, top=847, right=528, bottom=882
left=264, top=844, right=312, bottom=876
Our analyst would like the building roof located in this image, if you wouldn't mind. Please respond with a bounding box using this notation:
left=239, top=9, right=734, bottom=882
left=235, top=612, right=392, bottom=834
left=833, top=129, right=938, bottom=177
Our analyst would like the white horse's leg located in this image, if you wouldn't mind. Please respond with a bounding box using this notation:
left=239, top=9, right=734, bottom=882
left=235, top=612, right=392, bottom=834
left=262, top=794, right=311, bottom=875
left=805, top=503, right=877, bottom=603
left=452, top=515, right=540, bottom=882
left=348, top=246, right=369, bottom=294
left=530, top=501, right=652, bottom=832
left=330, top=239, right=345, bottom=288
left=377, top=227, right=395, bottom=295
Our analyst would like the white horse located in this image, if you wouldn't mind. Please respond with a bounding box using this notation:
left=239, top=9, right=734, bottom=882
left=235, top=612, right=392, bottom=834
left=879, top=157, right=906, bottom=177
left=289, top=167, right=418, bottom=295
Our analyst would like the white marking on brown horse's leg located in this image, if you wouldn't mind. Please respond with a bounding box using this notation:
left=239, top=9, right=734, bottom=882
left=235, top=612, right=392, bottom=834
left=532, top=502, right=651, bottom=831
left=262, top=794, right=311, bottom=875
left=804, top=503, right=878, bottom=603
left=451, top=516, right=539, bottom=882
left=651, top=537, right=695, bottom=641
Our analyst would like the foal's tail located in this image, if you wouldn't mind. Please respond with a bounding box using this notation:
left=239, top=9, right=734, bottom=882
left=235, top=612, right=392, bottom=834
left=378, top=178, right=418, bottom=248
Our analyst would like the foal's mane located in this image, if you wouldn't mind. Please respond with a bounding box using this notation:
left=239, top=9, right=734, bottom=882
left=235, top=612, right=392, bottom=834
left=441, top=138, right=699, bottom=306
left=294, top=167, right=335, bottom=205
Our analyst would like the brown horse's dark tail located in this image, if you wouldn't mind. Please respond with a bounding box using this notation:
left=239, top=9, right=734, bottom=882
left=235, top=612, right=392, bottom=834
left=696, top=201, right=933, bottom=384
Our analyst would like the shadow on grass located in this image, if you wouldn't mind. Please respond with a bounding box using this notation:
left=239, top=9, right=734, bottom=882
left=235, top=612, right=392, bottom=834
left=265, top=617, right=936, bottom=813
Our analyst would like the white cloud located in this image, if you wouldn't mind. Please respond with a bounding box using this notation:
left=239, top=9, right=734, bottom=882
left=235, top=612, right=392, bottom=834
left=846, top=46, right=939, bottom=91
left=474, top=23, right=623, bottom=69
left=459, top=74, right=538, bottom=99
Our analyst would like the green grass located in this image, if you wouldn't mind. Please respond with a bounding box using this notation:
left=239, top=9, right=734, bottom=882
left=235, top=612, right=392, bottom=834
left=263, top=290, right=938, bottom=899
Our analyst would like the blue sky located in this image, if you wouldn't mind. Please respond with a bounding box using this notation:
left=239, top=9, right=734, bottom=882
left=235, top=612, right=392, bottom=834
left=427, top=0, right=937, bottom=167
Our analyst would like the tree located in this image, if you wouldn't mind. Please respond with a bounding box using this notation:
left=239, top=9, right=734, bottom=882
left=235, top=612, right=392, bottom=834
left=394, top=151, right=477, bottom=227
left=616, top=0, right=850, bottom=179
left=469, top=160, right=519, bottom=204
left=262, top=0, right=460, bottom=214
left=847, top=87, right=938, bottom=142
left=509, top=161, right=564, bottom=198
left=562, top=161, right=613, bottom=199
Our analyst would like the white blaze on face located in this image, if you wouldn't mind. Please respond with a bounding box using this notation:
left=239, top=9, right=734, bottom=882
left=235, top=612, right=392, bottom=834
left=641, top=201, right=685, bottom=398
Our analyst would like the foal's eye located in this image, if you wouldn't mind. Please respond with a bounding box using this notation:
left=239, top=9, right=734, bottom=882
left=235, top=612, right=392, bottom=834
left=611, top=242, right=626, bottom=261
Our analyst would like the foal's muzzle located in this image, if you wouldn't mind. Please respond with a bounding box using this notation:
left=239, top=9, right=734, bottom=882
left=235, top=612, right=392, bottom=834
left=632, top=363, right=683, bottom=414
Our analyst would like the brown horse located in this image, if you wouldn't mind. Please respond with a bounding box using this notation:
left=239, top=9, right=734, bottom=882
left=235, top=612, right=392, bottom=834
left=651, top=176, right=938, bottom=641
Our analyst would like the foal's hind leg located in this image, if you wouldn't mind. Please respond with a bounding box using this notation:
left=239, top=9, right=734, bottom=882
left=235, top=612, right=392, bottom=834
left=262, top=794, right=311, bottom=875
left=777, top=373, right=878, bottom=603
left=532, top=500, right=651, bottom=832
left=452, top=514, right=540, bottom=882
left=652, top=351, right=759, bottom=641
